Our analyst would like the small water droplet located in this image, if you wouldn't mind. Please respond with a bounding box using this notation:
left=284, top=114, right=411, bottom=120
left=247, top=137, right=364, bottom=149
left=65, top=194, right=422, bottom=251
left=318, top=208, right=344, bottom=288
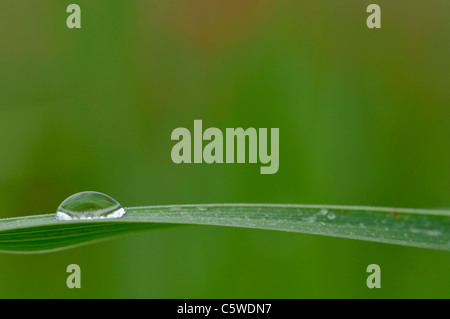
left=56, top=191, right=126, bottom=220
left=326, top=213, right=336, bottom=220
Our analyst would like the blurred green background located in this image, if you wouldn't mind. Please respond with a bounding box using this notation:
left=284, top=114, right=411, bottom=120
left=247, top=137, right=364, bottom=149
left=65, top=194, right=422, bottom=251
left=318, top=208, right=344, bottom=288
left=0, top=0, right=449, bottom=298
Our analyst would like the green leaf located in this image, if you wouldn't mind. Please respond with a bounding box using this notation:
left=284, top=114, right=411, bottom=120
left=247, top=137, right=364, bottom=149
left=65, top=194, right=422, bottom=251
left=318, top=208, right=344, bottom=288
left=0, top=204, right=448, bottom=253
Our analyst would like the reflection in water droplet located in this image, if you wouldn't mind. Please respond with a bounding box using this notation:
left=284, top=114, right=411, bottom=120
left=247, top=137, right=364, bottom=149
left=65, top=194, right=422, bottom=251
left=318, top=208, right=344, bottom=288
left=55, top=191, right=126, bottom=220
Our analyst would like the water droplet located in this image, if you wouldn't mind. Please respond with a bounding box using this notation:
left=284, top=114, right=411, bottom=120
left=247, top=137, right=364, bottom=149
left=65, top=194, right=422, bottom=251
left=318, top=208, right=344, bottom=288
left=56, top=191, right=126, bottom=220
left=326, top=213, right=336, bottom=220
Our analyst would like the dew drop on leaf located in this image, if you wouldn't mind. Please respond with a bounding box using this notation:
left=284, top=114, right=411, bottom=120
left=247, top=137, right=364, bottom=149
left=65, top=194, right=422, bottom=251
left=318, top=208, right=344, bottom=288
left=55, top=191, right=126, bottom=220
left=326, top=213, right=336, bottom=220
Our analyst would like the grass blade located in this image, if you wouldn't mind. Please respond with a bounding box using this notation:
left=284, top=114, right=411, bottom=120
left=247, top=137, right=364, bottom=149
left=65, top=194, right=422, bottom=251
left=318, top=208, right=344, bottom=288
left=0, top=204, right=448, bottom=253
